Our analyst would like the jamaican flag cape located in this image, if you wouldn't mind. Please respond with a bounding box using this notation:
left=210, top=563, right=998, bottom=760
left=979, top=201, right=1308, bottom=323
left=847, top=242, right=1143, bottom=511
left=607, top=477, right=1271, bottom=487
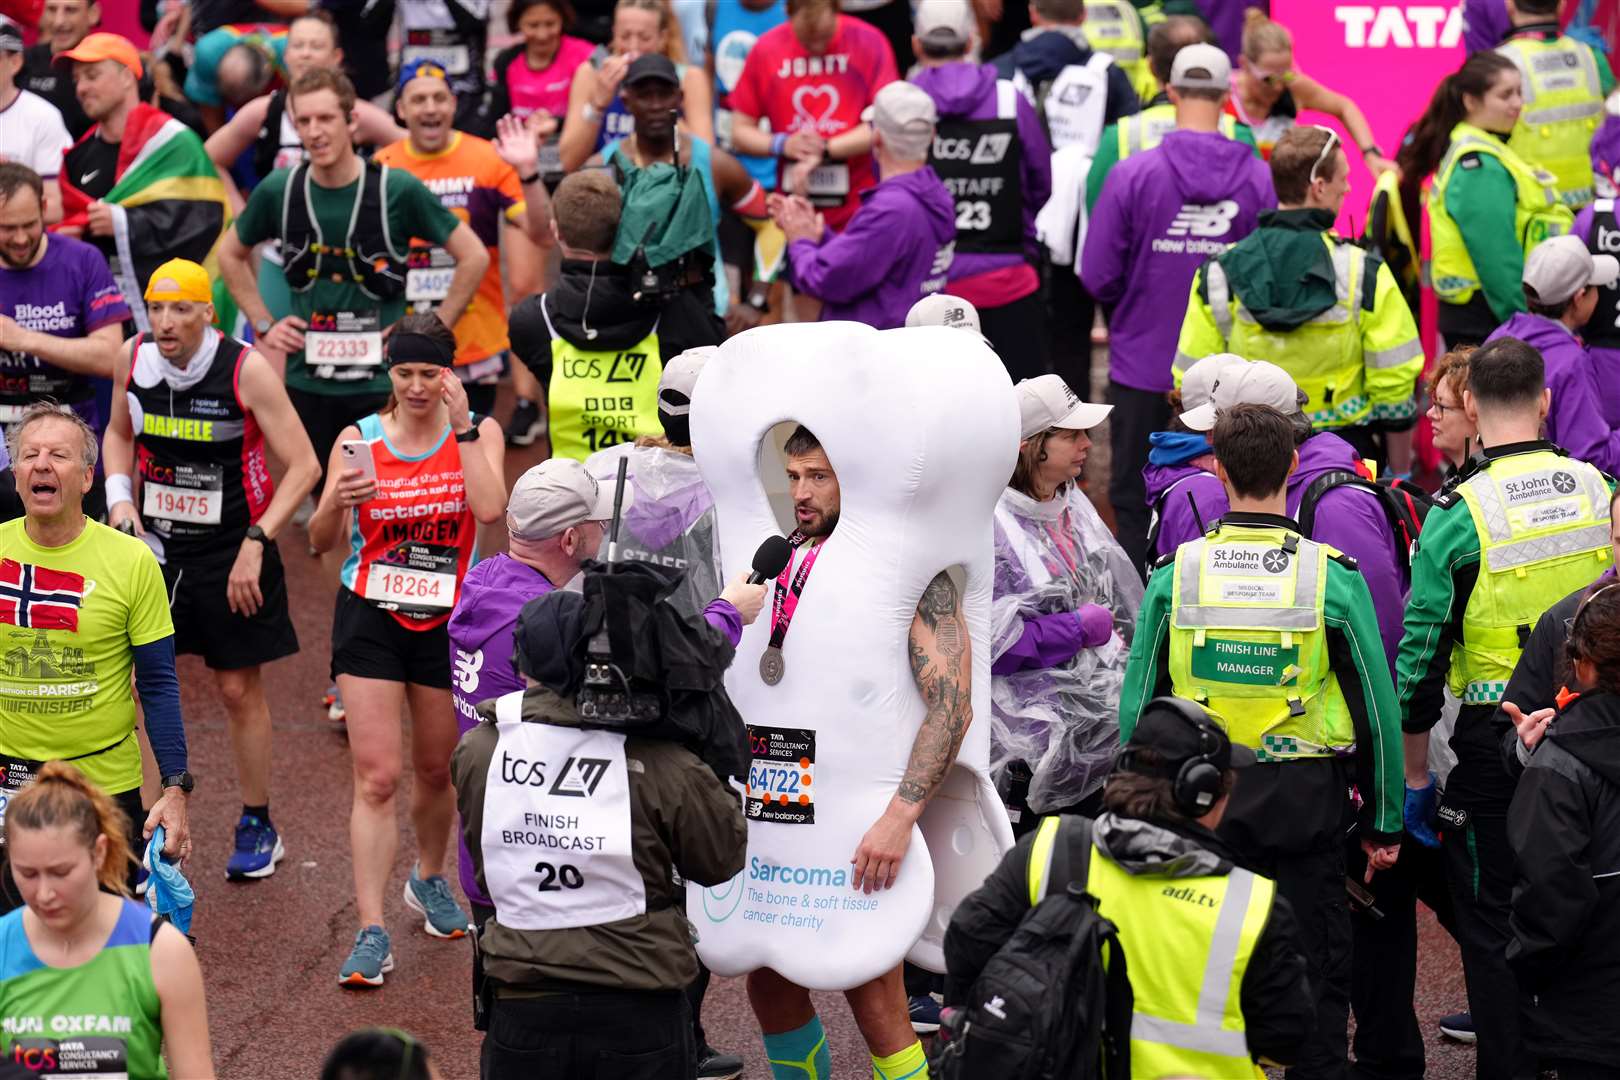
left=58, top=103, right=237, bottom=334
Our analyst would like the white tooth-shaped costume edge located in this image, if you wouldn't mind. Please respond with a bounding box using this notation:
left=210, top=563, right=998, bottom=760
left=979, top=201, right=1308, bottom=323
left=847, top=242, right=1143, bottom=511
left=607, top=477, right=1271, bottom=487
left=685, top=321, right=1019, bottom=990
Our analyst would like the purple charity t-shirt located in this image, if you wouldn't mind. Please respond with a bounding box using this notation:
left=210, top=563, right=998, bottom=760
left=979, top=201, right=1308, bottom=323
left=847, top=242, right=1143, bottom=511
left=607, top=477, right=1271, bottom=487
left=0, top=233, right=131, bottom=429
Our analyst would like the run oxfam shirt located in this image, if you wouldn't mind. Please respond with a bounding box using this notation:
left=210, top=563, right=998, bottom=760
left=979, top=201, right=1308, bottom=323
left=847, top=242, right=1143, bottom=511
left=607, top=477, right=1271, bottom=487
left=0, top=898, right=166, bottom=1078
left=727, top=15, right=897, bottom=229
left=0, top=520, right=173, bottom=796
left=0, top=236, right=132, bottom=425
left=233, top=164, right=460, bottom=397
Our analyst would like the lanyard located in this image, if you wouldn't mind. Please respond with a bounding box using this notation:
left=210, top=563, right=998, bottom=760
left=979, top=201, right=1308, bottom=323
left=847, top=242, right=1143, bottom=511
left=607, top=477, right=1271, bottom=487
left=768, top=531, right=822, bottom=650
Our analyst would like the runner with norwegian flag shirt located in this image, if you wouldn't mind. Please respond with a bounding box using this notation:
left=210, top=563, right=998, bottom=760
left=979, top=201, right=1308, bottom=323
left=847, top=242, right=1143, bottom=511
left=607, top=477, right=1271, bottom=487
left=727, top=0, right=897, bottom=231
left=0, top=403, right=191, bottom=907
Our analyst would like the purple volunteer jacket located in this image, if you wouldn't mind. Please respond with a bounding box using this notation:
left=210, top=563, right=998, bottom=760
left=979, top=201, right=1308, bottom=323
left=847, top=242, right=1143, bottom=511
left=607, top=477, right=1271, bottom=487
left=446, top=553, right=743, bottom=908
left=1145, top=460, right=1225, bottom=558
left=1484, top=315, right=1620, bottom=474
left=788, top=165, right=957, bottom=329
left=1145, top=433, right=1407, bottom=665
left=1572, top=203, right=1620, bottom=437
left=1081, top=128, right=1274, bottom=392
left=1462, top=0, right=1511, bottom=53
left=910, top=60, right=1052, bottom=291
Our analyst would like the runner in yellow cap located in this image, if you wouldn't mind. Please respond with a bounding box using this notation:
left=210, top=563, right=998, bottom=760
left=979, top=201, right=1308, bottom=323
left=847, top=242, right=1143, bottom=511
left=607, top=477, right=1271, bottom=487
left=143, top=258, right=213, bottom=304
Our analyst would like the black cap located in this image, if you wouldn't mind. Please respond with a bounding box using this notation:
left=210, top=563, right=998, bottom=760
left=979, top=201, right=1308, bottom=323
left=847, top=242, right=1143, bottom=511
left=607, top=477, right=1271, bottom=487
left=1121, top=697, right=1257, bottom=774
left=624, top=53, right=680, bottom=88
left=512, top=590, right=588, bottom=696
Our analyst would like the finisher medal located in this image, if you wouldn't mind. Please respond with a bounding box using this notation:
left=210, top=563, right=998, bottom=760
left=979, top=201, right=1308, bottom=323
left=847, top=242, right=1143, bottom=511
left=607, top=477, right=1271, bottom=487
left=759, top=647, right=785, bottom=686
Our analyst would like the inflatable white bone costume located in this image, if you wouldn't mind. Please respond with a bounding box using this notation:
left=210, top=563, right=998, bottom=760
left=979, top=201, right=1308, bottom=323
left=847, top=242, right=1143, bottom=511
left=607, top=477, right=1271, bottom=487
left=685, top=321, right=1018, bottom=991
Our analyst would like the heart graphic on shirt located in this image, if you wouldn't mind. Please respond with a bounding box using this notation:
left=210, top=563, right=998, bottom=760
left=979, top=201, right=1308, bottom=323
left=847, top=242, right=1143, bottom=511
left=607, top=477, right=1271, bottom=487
left=791, top=84, right=841, bottom=131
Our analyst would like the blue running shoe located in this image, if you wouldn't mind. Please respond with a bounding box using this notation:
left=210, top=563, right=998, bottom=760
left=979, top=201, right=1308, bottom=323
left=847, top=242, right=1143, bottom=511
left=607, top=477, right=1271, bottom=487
left=338, top=925, right=394, bottom=988
left=403, top=864, right=470, bottom=939
left=133, top=864, right=149, bottom=898
left=226, top=814, right=284, bottom=880
left=909, top=994, right=942, bottom=1034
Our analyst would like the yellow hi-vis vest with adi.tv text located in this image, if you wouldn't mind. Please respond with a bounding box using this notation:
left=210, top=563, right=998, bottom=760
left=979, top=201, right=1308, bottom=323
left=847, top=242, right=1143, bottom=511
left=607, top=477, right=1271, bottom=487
left=1497, top=34, right=1605, bottom=207
left=1452, top=450, right=1612, bottom=704
left=1429, top=122, right=1574, bottom=306
left=1167, top=523, right=1354, bottom=761
left=1027, top=818, right=1271, bottom=1080
left=539, top=294, right=663, bottom=462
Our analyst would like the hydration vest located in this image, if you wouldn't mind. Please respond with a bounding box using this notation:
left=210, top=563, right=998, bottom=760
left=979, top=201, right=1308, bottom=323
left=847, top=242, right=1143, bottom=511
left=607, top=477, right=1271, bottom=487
left=280, top=160, right=409, bottom=301
left=1167, top=522, right=1354, bottom=761
left=1429, top=122, right=1574, bottom=306
left=1584, top=199, right=1620, bottom=349
left=930, top=80, right=1025, bottom=255
left=1016, top=51, right=1113, bottom=155
left=126, top=332, right=271, bottom=560
left=1450, top=449, right=1612, bottom=704
left=539, top=295, right=663, bottom=462
left=1498, top=34, right=1605, bottom=206
left=253, top=90, right=305, bottom=180
left=1025, top=823, right=1272, bottom=1080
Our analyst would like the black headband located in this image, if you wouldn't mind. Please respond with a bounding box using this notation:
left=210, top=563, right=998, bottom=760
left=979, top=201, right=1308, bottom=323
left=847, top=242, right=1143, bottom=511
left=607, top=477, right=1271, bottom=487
left=385, top=331, right=456, bottom=368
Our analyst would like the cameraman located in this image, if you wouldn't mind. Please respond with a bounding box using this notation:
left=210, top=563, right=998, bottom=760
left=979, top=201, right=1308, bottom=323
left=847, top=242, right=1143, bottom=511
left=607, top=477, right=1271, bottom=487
left=508, top=170, right=724, bottom=463
left=451, top=587, right=748, bottom=1079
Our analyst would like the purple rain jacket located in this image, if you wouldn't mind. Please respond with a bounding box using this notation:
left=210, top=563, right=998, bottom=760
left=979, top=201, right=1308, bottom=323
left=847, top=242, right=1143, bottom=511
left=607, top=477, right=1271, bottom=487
left=910, top=60, right=1052, bottom=294
left=1144, top=432, right=1408, bottom=666
left=1572, top=202, right=1620, bottom=438
left=1484, top=315, right=1620, bottom=474
left=1144, top=460, right=1225, bottom=558
left=788, top=165, right=957, bottom=329
left=1081, top=128, right=1275, bottom=392
left=447, top=551, right=743, bottom=908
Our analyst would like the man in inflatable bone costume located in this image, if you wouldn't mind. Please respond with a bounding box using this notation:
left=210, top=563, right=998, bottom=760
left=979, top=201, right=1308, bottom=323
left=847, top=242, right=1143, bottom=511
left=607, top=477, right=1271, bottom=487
left=686, top=321, right=1017, bottom=1080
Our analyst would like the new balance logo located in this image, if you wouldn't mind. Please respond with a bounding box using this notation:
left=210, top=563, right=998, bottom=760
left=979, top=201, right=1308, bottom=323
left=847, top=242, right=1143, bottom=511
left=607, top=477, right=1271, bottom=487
left=1165, top=200, right=1240, bottom=237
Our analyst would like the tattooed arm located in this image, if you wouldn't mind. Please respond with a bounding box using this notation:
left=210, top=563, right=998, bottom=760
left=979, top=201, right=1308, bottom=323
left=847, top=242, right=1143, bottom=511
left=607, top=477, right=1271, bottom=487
left=851, top=570, right=973, bottom=893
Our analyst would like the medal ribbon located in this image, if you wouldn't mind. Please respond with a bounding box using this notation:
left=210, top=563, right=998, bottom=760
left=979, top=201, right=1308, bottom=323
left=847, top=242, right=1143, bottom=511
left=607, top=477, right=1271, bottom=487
left=768, top=531, right=821, bottom=650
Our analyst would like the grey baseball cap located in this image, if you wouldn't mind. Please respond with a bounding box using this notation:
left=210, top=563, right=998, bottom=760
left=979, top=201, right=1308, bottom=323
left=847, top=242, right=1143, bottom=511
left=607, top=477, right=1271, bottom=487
left=913, top=0, right=975, bottom=50
left=1181, top=359, right=1305, bottom=432
left=1523, top=234, right=1620, bottom=306
left=1170, top=43, right=1231, bottom=91
left=862, top=81, right=937, bottom=160
left=506, top=459, right=614, bottom=540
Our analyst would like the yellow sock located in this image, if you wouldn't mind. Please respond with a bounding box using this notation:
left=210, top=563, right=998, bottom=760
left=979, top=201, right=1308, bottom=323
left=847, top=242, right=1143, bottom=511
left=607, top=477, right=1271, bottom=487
left=871, top=1040, right=928, bottom=1080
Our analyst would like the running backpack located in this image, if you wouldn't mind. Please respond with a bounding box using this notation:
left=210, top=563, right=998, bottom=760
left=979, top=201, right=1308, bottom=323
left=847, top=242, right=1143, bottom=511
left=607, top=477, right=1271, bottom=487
left=1296, top=470, right=1435, bottom=577
left=932, top=816, right=1132, bottom=1080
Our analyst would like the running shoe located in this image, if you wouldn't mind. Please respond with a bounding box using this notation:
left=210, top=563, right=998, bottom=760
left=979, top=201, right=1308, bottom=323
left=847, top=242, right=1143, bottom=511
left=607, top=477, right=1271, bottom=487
left=908, top=993, right=942, bottom=1034
left=504, top=398, right=546, bottom=446
left=226, top=814, right=284, bottom=880
left=134, top=864, right=148, bottom=897
left=403, top=864, right=470, bottom=939
left=338, top=925, right=394, bottom=988
left=324, top=684, right=346, bottom=724
left=1438, top=1011, right=1476, bottom=1044
left=697, top=1045, right=744, bottom=1079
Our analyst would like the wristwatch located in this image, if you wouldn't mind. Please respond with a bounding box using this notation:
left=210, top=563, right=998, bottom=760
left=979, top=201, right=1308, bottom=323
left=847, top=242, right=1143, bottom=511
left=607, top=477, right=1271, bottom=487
left=747, top=288, right=770, bottom=314
left=519, top=171, right=542, bottom=186
left=160, top=771, right=195, bottom=794
left=455, top=425, right=482, bottom=443
left=1360, top=143, right=1384, bottom=160
left=244, top=524, right=268, bottom=546
left=253, top=317, right=271, bottom=335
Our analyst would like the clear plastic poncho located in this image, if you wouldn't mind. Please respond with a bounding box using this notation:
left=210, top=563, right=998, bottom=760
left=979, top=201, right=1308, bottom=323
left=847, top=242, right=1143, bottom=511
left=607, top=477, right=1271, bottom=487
left=991, top=484, right=1143, bottom=813
left=586, top=441, right=722, bottom=623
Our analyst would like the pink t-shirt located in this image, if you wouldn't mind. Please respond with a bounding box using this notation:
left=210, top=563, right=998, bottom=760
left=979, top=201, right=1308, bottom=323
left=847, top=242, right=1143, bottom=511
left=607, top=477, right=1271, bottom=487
left=728, top=16, right=896, bottom=230
left=503, top=35, right=595, bottom=119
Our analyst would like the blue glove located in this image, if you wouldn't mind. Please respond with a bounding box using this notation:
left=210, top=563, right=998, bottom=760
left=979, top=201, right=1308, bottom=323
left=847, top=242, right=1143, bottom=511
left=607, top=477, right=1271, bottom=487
left=143, top=826, right=195, bottom=935
left=1403, top=773, right=1441, bottom=849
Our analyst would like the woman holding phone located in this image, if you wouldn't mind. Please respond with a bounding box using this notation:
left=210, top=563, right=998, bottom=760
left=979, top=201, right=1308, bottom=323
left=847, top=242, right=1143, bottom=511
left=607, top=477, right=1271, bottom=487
left=308, top=314, right=505, bottom=989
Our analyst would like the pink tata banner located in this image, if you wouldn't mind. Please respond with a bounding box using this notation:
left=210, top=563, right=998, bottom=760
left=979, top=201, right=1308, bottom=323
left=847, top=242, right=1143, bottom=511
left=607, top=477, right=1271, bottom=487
left=1272, top=2, right=1466, bottom=235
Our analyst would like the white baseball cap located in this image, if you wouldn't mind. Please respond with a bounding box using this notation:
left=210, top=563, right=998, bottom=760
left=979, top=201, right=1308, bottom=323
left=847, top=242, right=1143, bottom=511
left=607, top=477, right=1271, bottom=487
left=506, top=459, right=614, bottom=540
left=913, top=0, right=976, bottom=50
left=1180, top=353, right=1247, bottom=415
left=1170, top=43, right=1231, bottom=91
left=1181, top=360, right=1305, bottom=432
left=658, top=346, right=715, bottom=421
left=1017, top=374, right=1113, bottom=440
left=1523, top=234, right=1620, bottom=306
left=905, top=294, right=983, bottom=334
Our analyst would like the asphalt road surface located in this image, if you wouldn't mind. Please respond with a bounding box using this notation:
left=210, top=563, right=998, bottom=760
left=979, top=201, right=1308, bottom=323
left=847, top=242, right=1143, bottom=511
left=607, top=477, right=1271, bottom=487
left=173, top=390, right=1480, bottom=1079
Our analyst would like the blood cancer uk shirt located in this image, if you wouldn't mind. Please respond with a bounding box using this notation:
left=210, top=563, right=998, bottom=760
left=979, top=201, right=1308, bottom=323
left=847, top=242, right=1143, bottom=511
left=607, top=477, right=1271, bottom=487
left=374, top=132, right=526, bottom=366
left=0, top=520, right=174, bottom=796
left=728, top=15, right=897, bottom=230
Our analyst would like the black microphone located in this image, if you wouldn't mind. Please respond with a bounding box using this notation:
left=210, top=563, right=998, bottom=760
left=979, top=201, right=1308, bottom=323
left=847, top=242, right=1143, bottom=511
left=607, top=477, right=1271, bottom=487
left=746, top=535, right=793, bottom=585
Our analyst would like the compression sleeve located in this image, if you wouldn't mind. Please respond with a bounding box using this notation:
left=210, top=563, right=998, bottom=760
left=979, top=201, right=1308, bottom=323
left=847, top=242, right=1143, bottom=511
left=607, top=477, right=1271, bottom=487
left=133, top=637, right=187, bottom=778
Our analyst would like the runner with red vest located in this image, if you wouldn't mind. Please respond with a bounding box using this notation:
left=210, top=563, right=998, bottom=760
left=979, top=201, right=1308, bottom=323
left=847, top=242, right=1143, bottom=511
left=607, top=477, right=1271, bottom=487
left=104, top=259, right=321, bottom=884
left=307, top=313, right=506, bottom=989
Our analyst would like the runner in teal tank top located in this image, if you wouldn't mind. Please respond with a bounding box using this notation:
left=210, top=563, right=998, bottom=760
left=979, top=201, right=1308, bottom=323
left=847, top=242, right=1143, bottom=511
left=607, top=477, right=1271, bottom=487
left=0, top=762, right=213, bottom=1078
